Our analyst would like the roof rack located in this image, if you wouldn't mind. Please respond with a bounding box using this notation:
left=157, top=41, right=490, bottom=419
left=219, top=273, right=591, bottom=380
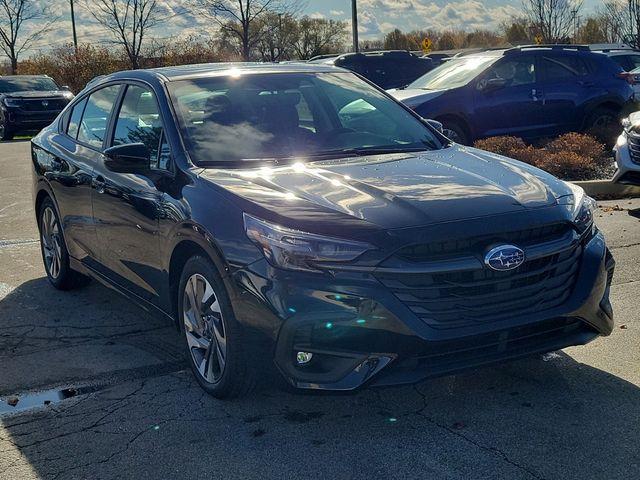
left=505, top=44, right=590, bottom=54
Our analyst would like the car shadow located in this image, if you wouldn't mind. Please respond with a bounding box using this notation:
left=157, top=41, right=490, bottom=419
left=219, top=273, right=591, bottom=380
left=0, top=277, right=638, bottom=479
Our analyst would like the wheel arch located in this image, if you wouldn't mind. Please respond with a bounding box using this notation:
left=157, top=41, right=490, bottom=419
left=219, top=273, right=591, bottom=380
left=166, top=228, right=236, bottom=328
left=433, top=114, right=472, bottom=144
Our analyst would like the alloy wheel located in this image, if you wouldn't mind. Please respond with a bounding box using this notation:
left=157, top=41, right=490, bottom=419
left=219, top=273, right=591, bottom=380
left=182, top=273, right=227, bottom=384
left=41, top=207, right=62, bottom=279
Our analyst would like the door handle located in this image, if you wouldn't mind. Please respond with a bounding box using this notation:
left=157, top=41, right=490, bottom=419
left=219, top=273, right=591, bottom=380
left=93, top=175, right=106, bottom=194
left=530, top=89, right=545, bottom=104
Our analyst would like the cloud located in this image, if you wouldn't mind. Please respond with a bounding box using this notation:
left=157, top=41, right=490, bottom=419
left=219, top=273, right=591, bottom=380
left=329, top=10, right=346, bottom=16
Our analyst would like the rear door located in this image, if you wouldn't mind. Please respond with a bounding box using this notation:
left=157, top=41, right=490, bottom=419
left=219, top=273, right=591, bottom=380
left=44, top=85, right=121, bottom=263
left=90, top=83, right=170, bottom=305
left=472, top=54, right=542, bottom=137
left=537, top=53, right=599, bottom=134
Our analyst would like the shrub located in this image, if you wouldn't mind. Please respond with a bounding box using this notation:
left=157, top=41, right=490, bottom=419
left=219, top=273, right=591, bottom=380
left=535, top=151, right=600, bottom=180
left=473, top=136, right=527, bottom=158
left=474, top=133, right=606, bottom=181
left=20, top=44, right=124, bottom=94
left=546, top=133, right=606, bottom=165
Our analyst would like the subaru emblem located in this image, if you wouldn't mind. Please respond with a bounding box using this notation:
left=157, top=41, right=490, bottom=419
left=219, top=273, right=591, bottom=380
left=484, top=245, right=525, bottom=271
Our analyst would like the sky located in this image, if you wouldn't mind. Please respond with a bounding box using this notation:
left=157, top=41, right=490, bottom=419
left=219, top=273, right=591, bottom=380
left=22, top=0, right=602, bottom=56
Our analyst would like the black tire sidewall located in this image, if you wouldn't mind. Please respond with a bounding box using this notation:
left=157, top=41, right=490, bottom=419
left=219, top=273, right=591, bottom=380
left=177, top=255, right=252, bottom=398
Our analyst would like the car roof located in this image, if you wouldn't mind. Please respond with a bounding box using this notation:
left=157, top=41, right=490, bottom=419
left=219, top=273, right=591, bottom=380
left=106, top=62, right=345, bottom=83
left=0, top=74, right=52, bottom=79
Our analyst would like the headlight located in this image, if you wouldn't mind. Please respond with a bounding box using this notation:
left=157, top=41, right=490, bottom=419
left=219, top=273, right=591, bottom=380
left=2, top=97, right=21, bottom=107
left=243, top=213, right=373, bottom=272
left=574, top=195, right=596, bottom=233
left=559, top=184, right=596, bottom=234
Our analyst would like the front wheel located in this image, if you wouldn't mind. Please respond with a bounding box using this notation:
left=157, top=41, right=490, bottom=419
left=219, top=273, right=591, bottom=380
left=178, top=255, right=256, bottom=398
left=439, top=119, right=470, bottom=145
left=0, top=118, right=14, bottom=141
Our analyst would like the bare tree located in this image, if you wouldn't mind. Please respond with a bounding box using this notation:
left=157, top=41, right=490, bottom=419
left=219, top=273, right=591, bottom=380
left=0, top=0, right=55, bottom=74
left=191, top=0, right=301, bottom=61
left=256, top=12, right=297, bottom=61
left=597, top=2, right=626, bottom=43
left=87, top=0, right=163, bottom=69
left=523, top=0, right=582, bottom=43
left=601, top=0, right=640, bottom=47
left=293, top=16, right=347, bottom=60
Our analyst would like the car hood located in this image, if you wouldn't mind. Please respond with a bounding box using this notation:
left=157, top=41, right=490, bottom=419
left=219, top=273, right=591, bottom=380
left=1, top=90, right=70, bottom=99
left=199, top=145, right=571, bottom=230
left=387, top=88, right=446, bottom=108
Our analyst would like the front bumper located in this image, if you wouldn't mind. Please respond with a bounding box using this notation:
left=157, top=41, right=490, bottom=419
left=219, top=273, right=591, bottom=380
left=2, top=108, right=60, bottom=133
left=232, top=231, right=614, bottom=391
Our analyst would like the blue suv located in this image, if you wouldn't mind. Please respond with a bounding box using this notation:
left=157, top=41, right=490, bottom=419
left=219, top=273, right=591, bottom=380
left=390, top=45, right=635, bottom=144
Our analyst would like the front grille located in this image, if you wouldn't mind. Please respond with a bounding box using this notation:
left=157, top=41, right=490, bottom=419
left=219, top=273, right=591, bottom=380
left=377, top=228, right=583, bottom=329
left=626, top=130, right=640, bottom=165
left=396, top=223, right=570, bottom=262
left=17, top=98, right=67, bottom=112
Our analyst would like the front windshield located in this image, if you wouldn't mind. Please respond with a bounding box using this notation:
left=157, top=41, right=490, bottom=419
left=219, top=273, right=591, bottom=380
left=408, top=56, right=499, bottom=90
left=168, top=72, right=442, bottom=164
left=0, top=77, right=59, bottom=93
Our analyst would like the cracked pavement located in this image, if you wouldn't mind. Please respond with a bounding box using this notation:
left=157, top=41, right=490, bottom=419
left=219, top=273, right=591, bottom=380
left=1, top=140, right=639, bottom=479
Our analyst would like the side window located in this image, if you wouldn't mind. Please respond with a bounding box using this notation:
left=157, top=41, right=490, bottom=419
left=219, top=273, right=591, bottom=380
left=543, top=55, right=588, bottom=81
left=611, top=55, right=631, bottom=71
left=66, top=98, right=88, bottom=139
left=77, top=85, right=120, bottom=148
left=486, top=56, right=536, bottom=87
left=628, top=55, right=640, bottom=70
left=112, top=85, right=168, bottom=170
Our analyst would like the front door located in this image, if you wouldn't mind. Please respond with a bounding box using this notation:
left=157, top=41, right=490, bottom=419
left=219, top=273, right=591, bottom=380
left=91, top=84, right=171, bottom=306
left=473, top=54, right=542, bottom=138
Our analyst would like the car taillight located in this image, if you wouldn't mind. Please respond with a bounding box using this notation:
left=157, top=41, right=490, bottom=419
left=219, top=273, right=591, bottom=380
left=617, top=72, right=640, bottom=84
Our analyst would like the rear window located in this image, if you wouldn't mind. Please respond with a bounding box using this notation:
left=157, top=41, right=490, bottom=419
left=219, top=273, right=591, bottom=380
left=542, top=55, right=589, bottom=81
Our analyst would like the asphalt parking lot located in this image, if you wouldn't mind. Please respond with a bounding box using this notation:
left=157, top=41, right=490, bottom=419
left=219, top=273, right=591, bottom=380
left=0, top=139, right=638, bottom=480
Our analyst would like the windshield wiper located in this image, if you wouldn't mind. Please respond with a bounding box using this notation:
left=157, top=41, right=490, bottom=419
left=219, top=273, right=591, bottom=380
left=307, top=146, right=433, bottom=158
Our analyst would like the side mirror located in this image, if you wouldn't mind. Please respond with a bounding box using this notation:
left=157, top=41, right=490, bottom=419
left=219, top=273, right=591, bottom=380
left=477, top=78, right=507, bottom=93
left=61, top=85, right=70, bottom=91
left=103, top=143, right=150, bottom=174
left=424, top=118, right=444, bottom=134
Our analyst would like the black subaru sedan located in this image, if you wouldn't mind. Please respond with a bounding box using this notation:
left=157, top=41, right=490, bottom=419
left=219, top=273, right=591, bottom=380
left=31, top=63, right=615, bottom=398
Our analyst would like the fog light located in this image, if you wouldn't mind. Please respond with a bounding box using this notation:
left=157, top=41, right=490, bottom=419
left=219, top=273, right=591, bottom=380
left=296, top=351, right=313, bottom=365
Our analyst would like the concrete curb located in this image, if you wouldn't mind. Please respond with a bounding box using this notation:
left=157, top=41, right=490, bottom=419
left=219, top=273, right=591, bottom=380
left=572, top=179, right=640, bottom=200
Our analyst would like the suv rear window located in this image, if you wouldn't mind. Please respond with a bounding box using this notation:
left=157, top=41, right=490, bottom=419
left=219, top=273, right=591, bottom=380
left=542, top=55, right=589, bottom=80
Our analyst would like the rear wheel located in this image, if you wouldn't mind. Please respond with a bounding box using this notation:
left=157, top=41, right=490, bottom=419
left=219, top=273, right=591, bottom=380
left=38, top=197, right=88, bottom=290
left=178, top=255, right=256, bottom=398
left=585, top=107, right=617, bottom=130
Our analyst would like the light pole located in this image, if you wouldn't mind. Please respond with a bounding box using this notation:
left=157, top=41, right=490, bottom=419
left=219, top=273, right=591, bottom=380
left=352, top=0, right=359, bottom=52
left=70, top=0, right=78, bottom=53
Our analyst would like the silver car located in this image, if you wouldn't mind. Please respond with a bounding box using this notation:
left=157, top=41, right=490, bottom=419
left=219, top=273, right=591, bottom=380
left=614, top=112, right=640, bottom=185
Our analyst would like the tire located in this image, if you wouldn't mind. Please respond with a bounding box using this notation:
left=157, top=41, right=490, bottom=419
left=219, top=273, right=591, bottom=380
left=177, top=255, right=256, bottom=399
left=0, top=118, right=14, bottom=141
left=440, top=119, right=470, bottom=145
left=38, top=197, right=88, bottom=290
left=585, top=107, right=618, bottom=131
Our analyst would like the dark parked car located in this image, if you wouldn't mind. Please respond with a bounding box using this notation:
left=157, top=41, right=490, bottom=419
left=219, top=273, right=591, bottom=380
left=390, top=45, right=635, bottom=144
left=0, top=75, right=74, bottom=141
left=310, top=50, right=434, bottom=89
left=31, top=63, right=614, bottom=398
